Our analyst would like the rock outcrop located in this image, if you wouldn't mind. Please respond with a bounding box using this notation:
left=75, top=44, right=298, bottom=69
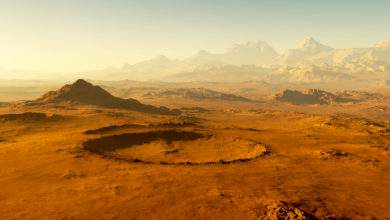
left=275, top=89, right=353, bottom=105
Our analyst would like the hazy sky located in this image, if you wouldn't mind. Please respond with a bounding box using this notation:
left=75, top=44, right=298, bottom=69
left=0, top=0, right=389, bottom=73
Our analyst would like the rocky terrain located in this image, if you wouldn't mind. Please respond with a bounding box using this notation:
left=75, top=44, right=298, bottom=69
left=335, top=90, right=385, bottom=102
left=0, top=112, right=63, bottom=122
left=1, top=98, right=389, bottom=219
left=0, top=80, right=390, bottom=220
left=274, top=88, right=385, bottom=105
left=143, top=87, right=254, bottom=102
left=2, top=1, right=390, bottom=219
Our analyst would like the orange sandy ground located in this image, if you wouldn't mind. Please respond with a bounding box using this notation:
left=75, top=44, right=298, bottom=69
left=0, top=103, right=389, bottom=219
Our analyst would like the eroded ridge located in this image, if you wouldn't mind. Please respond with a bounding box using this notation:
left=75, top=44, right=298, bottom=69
left=83, top=122, right=198, bottom=135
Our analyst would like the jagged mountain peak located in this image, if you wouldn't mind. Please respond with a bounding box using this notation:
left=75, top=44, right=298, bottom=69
left=232, top=40, right=273, bottom=49
left=71, top=79, right=94, bottom=88
left=229, top=41, right=278, bottom=55
left=194, top=50, right=212, bottom=56
left=296, top=37, right=333, bottom=51
left=150, top=55, right=172, bottom=61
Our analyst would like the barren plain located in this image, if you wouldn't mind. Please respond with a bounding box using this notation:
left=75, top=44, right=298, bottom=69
left=0, top=80, right=389, bottom=219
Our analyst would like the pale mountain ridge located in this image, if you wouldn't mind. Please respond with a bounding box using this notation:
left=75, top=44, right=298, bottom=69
left=320, top=47, right=390, bottom=65
left=87, top=55, right=193, bottom=80
left=164, top=61, right=388, bottom=85
left=375, top=38, right=390, bottom=48
left=272, top=37, right=390, bottom=78
left=274, top=37, right=334, bottom=65
left=295, top=37, right=333, bottom=52
left=292, top=38, right=390, bottom=67
left=186, top=41, right=279, bottom=66
left=270, top=64, right=353, bottom=83
left=163, top=64, right=272, bottom=82
left=120, top=55, right=189, bottom=80
left=86, top=40, right=280, bottom=80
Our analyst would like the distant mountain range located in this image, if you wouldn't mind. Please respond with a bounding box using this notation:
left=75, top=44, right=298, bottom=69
left=2, top=37, right=389, bottom=85
left=81, top=37, right=390, bottom=85
left=87, top=41, right=279, bottom=81
left=185, top=41, right=279, bottom=66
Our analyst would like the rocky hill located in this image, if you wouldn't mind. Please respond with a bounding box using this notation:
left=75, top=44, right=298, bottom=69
left=30, top=79, right=181, bottom=115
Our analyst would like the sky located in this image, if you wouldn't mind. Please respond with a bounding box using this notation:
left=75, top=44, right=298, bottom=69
left=0, top=0, right=389, bottom=74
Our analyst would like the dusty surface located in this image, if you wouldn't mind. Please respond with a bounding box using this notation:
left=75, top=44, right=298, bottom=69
left=0, top=99, right=390, bottom=219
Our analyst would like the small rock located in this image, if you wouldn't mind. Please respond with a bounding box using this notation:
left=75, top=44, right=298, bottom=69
left=263, top=201, right=318, bottom=220
left=62, top=170, right=85, bottom=179
left=320, top=149, right=349, bottom=160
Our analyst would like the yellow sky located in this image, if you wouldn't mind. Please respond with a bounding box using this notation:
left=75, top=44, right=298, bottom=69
left=0, top=0, right=389, bottom=74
